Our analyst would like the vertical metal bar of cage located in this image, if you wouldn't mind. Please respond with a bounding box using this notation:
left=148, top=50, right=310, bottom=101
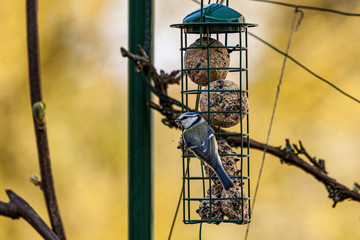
left=128, top=0, right=153, bottom=238
left=239, top=26, right=245, bottom=223
left=185, top=33, right=189, bottom=112
left=195, top=85, right=202, bottom=111
left=187, top=158, right=191, bottom=221
left=225, top=34, right=228, bottom=47
left=245, top=27, right=251, bottom=221
left=182, top=157, right=186, bottom=222
left=181, top=28, right=184, bottom=113
left=206, top=28, right=211, bottom=124
left=196, top=26, right=203, bottom=112
left=201, top=0, right=204, bottom=21
left=185, top=33, right=192, bottom=221
left=180, top=27, right=186, bottom=223
left=205, top=26, right=213, bottom=221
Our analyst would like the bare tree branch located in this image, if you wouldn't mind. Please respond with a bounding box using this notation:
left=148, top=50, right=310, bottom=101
left=0, top=190, right=59, bottom=240
left=225, top=137, right=360, bottom=207
left=121, top=46, right=183, bottom=128
left=121, top=45, right=360, bottom=207
left=26, top=0, right=66, bottom=239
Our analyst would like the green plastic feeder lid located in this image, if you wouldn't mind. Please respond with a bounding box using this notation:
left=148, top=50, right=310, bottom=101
left=184, top=3, right=245, bottom=24
left=170, top=3, right=257, bottom=33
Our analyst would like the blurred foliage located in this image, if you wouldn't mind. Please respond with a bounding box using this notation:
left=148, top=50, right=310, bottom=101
left=0, top=0, right=359, bottom=239
left=0, top=0, right=127, bottom=239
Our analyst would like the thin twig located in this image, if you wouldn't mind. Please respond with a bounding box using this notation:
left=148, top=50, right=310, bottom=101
left=294, top=140, right=327, bottom=173
left=26, top=0, right=66, bottom=239
left=251, top=0, right=360, bottom=16
left=168, top=166, right=189, bottom=240
left=248, top=32, right=360, bottom=104
left=0, top=190, right=59, bottom=240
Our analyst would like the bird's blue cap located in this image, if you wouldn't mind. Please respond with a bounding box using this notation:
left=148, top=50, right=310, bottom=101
left=176, top=112, right=198, bottom=122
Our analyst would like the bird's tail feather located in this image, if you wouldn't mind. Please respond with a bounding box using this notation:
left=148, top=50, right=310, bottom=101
left=215, top=164, right=234, bottom=190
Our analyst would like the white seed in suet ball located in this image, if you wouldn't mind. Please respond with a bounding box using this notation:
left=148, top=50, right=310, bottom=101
left=197, top=184, right=224, bottom=224
left=217, top=140, right=242, bottom=178
left=200, top=80, right=248, bottom=128
left=184, top=38, right=230, bottom=86
left=221, top=185, right=250, bottom=223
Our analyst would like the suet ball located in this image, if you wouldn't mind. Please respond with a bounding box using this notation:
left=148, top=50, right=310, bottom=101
left=184, top=38, right=230, bottom=86
left=200, top=80, right=248, bottom=128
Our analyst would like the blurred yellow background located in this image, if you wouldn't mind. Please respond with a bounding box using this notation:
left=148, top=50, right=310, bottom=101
left=0, top=0, right=359, bottom=239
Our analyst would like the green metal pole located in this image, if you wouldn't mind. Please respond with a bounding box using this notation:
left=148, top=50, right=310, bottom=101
left=128, top=0, right=153, bottom=239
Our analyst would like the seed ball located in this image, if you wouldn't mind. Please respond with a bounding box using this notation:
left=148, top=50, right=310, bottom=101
left=197, top=184, right=224, bottom=224
left=200, top=80, right=248, bottom=128
left=184, top=38, right=230, bottom=86
left=217, top=140, right=242, bottom=178
left=221, top=185, right=250, bottom=224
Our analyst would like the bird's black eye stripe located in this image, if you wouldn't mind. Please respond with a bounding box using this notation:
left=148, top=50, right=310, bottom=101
left=192, top=115, right=201, bottom=125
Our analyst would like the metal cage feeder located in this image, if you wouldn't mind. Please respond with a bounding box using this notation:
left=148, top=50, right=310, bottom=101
left=171, top=1, right=257, bottom=224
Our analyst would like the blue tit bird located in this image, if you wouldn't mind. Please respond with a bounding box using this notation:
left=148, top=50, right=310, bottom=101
left=175, top=112, right=234, bottom=190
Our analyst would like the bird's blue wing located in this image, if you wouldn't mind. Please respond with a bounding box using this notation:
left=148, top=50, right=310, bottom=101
left=183, top=124, right=218, bottom=167
left=183, top=124, right=234, bottom=189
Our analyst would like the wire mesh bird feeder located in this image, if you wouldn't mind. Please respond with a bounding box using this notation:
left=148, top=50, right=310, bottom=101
left=171, top=1, right=257, bottom=225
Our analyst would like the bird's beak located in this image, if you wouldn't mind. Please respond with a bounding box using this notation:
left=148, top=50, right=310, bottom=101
left=175, top=118, right=181, bottom=127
